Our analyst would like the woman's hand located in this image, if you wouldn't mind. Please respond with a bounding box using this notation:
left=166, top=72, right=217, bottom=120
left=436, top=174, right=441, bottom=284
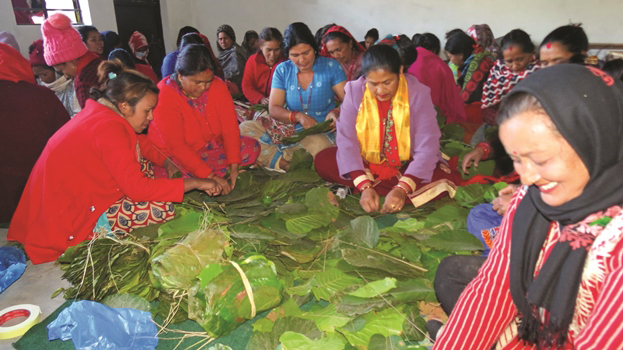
left=492, top=184, right=519, bottom=216
left=295, top=112, right=318, bottom=129
left=185, top=178, right=222, bottom=196
left=462, top=147, right=486, bottom=174
left=212, top=175, right=232, bottom=195
left=325, top=110, right=338, bottom=131
left=381, top=188, right=407, bottom=214
left=163, top=159, right=180, bottom=179
left=229, top=164, right=239, bottom=189
left=260, top=97, right=270, bottom=105
left=360, top=187, right=380, bottom=213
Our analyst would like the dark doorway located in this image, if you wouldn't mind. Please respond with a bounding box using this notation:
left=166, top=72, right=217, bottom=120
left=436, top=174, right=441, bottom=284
left=113, top=0, right=165, bottom=79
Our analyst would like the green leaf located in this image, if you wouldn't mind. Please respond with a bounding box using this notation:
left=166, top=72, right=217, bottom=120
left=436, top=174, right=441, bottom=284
left=442, top=123, right=465, bottom=142
left=230, top=224, right=275, bottom=240
left=247, top=317, right=321, bottom=350
left=281, top=120, right=333, bottom=145
left=207, top=345, right=233, bottom=350
left=424, top=205, right=470, bottom=230
left=341, top=248, right=426, bottom=278
left=402, top=304, right=427, bottom=342
left=299, top=304, right=352, bottom=332
left=454, top=182, right=507, bottom=208
left=305, top=187, right=340, bottom=220
left=311, top=268, right=362, bottom=301
left=280, top=331, right=347, bottom=350
left=336, top=295, right=389, bottom=316
left=348, top=277, right=397, bottom=298
left=399, top=244, right=422, bottom=264
left=421, top=228, right=484, bottom=252
left=285, top=212, right=332, bottom=234
left=340, top=306, right=406, bottom=348
left=368, top=334, right=407, bottom=350
left=389, top=279, right=437, bottom=303
left=286, top=278, right=314, bottom=296
left=393, top=218, right=425, bottom=232
left=276, top=203, right=308, bottom=215
left=341, top=216, right=380, bottom=248
left=198, top=264, right=223, bottom=290
left=253, top=318, right=275, bottom=333
left=157, top=211, right=203, bottom=239
left=101, top=293, right=151, bottom=311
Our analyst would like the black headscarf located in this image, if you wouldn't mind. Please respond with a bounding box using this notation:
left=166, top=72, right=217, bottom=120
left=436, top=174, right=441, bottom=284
left=505, top=64, right=623, bottom=347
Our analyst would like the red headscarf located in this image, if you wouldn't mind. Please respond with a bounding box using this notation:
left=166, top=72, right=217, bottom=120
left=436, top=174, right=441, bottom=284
left=0, top=43, right=36, bottom=84
left=320, top=25, right=366, bottom=58
left=128, top=31, right=148, bottom=55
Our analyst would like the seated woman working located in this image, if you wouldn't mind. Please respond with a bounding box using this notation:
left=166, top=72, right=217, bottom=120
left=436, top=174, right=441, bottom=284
left=7, top=61, right=222, bottom=264
left=149, top=44, right=259, bottom=194
left=242, top=27, right=286, bottom=105
left=240, top=22, right=346, bottom=172
left=434, top=64, right=623, bottom=349
left=315, top=45, right=461, bottom=213
left=321, top=25, right=366, bottom=81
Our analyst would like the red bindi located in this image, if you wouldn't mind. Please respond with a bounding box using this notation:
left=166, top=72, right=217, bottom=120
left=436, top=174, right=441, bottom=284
left=509, top=46, right=513, bottom=51
left=546, top=42, right=552, bottom=49
left=513, top=151, right=518, bottom=155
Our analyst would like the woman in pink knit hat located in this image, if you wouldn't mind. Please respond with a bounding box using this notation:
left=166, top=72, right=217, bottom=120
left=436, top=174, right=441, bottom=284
left=41, top=13, right=102, bottom=109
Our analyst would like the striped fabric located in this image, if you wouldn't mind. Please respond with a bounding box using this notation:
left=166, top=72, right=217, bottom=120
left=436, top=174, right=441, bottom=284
left=434, top=186, right=623, bottom=349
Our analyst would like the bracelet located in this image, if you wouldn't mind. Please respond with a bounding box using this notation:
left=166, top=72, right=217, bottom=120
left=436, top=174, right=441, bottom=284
left=476, top=142, right=492, bottom=159
left=330, top=108, right=340, bottom=116
left=398, top=177, right=416, bottom=193
left=360, top=184, right=372, bottom=192
left=289, top=110, right=298, bottom=124
left=353, top=174, right=373, bottom=190
left=393, top=183, right=410, bottom=194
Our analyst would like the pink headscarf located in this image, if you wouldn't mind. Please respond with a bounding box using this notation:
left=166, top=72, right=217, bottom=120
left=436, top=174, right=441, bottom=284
left=320, top=25, right=366, bottom=58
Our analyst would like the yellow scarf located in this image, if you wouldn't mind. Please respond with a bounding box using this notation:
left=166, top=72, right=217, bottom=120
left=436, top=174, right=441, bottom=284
left=356, top=74, right=411, bottom=164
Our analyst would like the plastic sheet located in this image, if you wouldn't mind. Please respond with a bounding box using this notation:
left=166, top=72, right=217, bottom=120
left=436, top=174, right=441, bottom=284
left=0, top=246, right=26, bottom=294
left=47, top=300, right=158, bottom=349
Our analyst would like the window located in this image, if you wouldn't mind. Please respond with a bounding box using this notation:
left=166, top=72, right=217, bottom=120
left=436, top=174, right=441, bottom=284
left=11, top=0, right=83, bottom=25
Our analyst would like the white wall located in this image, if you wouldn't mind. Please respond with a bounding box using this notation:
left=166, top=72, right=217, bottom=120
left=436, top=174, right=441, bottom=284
left=163, top=0, right=622, bottom=55
left=3, top=0, right=622, bottom=57
left=0, top=0, right=117, bottom=57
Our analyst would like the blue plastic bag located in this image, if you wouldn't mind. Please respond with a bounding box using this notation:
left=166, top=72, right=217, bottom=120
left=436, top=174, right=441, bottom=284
left=467, top=203, right=503, bottom=256
left=0, top=246, right=27, bottom=294
left=47, top=300, right=158, bottom=349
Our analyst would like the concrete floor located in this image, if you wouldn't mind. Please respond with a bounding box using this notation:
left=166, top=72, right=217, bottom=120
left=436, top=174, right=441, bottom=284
left=0, top=228, right=70, bottom=349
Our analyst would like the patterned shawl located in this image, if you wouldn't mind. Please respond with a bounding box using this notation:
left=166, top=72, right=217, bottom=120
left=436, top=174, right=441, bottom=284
left=482, top=59, right=540, bottom=108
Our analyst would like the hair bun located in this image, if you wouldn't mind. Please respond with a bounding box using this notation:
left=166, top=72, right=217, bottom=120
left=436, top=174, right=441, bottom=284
left=47, top=13, right=72, bottom=30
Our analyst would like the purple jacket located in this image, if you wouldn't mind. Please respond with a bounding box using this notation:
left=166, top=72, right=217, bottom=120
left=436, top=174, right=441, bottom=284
left=336, top=74, right=442, bottom=182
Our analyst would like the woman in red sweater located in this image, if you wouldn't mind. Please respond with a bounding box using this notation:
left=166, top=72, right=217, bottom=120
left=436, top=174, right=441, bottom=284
left=242, top=27, right=286, bottom=105
left=8, top=61, right=222, bottom=264
left=149, top=44, right=260, bottom=194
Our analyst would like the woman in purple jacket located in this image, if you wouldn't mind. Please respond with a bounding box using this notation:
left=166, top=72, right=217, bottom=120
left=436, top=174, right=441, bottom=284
left=315, top=45, right=461, bottom=213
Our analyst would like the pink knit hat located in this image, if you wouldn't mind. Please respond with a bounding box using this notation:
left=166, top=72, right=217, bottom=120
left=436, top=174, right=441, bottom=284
left=41, top=13, right=87, bottom=66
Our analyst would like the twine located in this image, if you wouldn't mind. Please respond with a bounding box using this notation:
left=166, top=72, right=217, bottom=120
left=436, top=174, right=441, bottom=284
left=229, top=261, right=256, bottom=318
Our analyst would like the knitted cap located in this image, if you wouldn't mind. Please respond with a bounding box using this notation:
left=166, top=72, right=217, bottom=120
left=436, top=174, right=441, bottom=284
left=29, top=39, right=47, bottom=67
left=41, top=13, right=87, bottom=66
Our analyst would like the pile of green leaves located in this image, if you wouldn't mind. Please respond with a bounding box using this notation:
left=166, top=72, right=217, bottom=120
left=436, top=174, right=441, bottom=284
left=56, top=149, right=493, bottom=349
left=281, top=120, right=333, bottom=145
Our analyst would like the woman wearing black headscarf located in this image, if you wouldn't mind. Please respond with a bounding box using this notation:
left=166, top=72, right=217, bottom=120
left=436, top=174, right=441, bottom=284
left=216, top=24, right=248, bottom=91
left=434, top=64, right=623, bottom=349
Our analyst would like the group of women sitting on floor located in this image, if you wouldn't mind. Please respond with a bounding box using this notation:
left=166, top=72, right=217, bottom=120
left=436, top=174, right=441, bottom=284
left=5, top=14, right=623, bottom=348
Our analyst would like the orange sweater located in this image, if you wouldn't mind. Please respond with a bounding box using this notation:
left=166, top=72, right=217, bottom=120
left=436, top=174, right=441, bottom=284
left=148, top=76, right=241, bottom=178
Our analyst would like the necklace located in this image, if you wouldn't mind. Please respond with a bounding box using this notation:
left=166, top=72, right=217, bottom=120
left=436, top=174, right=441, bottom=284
left=297, top=80, right=313, bottom=115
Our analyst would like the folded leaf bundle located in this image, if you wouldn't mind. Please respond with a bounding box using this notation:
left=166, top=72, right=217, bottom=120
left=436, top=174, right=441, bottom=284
left=188, top=255, right=284, bottom=337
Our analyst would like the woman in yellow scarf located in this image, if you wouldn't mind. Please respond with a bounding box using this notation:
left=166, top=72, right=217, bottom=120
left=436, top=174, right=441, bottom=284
left=315, top=44, right=461, bottom=213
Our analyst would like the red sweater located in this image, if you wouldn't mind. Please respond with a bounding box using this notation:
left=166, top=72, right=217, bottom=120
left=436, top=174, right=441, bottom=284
left=7, top=100, right=184, bottom=264
left=241, top=52, right=285, bottom=104
left=135, top=63, right=159, bottom=83
left=149, top=77, right=241, bottom=178
left=434, top=187, right=623, bottom=349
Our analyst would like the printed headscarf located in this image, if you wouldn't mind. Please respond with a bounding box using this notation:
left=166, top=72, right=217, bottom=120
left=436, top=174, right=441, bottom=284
left=507, top=65, right=623, bottom=347
left=216, top=24, right=236, bottom=51
left=466, top=24, right=499, bottom=57
left=128, top=31, right=149, bottom=57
